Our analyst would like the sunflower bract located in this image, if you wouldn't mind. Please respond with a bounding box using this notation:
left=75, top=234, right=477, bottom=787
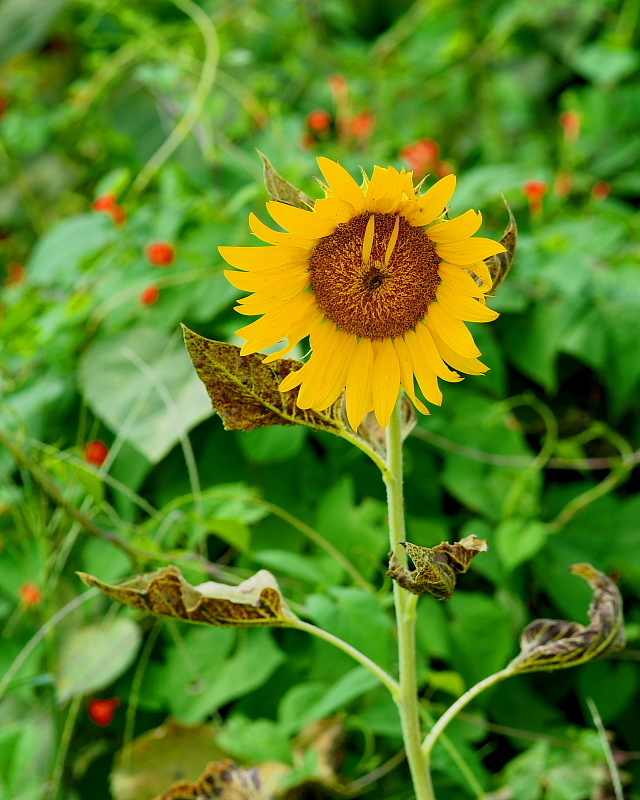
left=219, top=158, right=505, bottom=430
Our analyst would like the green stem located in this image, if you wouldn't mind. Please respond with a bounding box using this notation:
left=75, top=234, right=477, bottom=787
left=294, top=620, right=400, bottom=700
left=385, top=398, right=435, bottom=800
left=422, top=668, right=514, bottom=759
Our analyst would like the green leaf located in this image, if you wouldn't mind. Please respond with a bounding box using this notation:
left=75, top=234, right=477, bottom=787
left=306, top=587, right=392, bottom=668
left=217, top=715, right=292, bottom=764
left=301, top=667, right=380, bottom=729
left=0, top=0, right=69, bottom=63
left=79, top=326, right=212, bottom=463
left=56, top=618, right=141, bottom=704
left=237, top=425, right=308, bottom=463
left=253, top=549, right=326, bottom=584
left=207, top=519, right=251, bottom=554
left=495, top=518, right=548, bottom=573
left=27, top=213, right=116, bottom=288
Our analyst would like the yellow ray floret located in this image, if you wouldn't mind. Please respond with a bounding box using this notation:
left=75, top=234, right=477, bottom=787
left=219, top=157, right=505, bottom=429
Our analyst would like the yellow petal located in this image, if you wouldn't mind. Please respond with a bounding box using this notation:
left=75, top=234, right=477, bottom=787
left=429, top=326, right=488, bottom=375
left=435, top=237, right=506, bottom=266
left=236, top=292, right=317, bottom=342
left=279, top=363, right=309, bottom=391
left=414, top=322, right=464, bottom=382
left=223, top=263, right=306, bottom=291
left=371, top=338, right=401, bottom=428
left=404, top=174, right=456, bottom=226
left=299, top=326, right=356, bottom=410
left=249, top=213, right=316, bottom=247
left=404, top=330, right=443, bottom=405
left=427, top=210, right=482, bottom=243
left=438, top=262, right=488, bottom=297
left=425, top=303, right=481, bottom=358
left=469, top=260, right=492, bottom=287
left=393, top=336, right=429, bottom=415
left=345, top=338, right=375, bottom=430
left=436, top=285, right=499, bottom=322
left=267, top=201, right=337, bottom=239
left=314, top=196, right=355, bottom=224
left=317, top=157, right=367, bottom=212
left=219, top=245, right=309, bottom=271
left=366, top=166, right=397, bottom=214
left=296, top=325, right=342, bottom=410
left=262, top=308, right=325, bottom=363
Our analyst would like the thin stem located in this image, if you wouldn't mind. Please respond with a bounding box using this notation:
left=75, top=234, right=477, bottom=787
left=385, top=398, right=435, bottom=800
left=422, top=668, right=514, bottom=759
left=586, top=697, right=624, bottom=800
left=294, top=619, right=400, bottom=701
left=129, top=0, right=219, bottom=196
left=48, top=694, right=82, bottom=800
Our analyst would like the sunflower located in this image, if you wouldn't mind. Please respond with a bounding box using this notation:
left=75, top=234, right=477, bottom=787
left=219, top=158, right=506, bottom=430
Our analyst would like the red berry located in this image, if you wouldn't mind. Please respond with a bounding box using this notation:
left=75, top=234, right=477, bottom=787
left=400, top=139, right=441, bottom=177
left=84, top=440, right=109, bottom=467
left=88, top=698, right=120, bottom=727
left=554, top=172, right=572, bottom=198
left=110, top=205, right=127, bottom=225
left=350, top=110, right=375, bottom=139
left=140, top=285, right=160, bottom=305
left=92, top=193, right=117, bottom=212
left=146, top=242, right=175, bottom=267
left=19, top=583, right=42, bottom=607
left=0, top=95, right=8, bottom=119
left=523, top=180, right=548, bottom=213
left=307, top=109, right=331, bottom=133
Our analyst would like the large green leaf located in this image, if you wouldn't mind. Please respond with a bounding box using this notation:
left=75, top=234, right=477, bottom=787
left=79, top=326, right=212, bottom=463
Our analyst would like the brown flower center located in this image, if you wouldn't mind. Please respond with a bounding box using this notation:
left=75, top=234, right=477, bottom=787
left=308, top=213, right=441, bottom=339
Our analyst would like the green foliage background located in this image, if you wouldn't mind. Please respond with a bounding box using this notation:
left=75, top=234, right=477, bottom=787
left=1, top=0, right=640, bottom=798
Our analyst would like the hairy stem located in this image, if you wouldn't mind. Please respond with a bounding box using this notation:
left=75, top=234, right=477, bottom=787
left=385, top=398, right=435, bottom=800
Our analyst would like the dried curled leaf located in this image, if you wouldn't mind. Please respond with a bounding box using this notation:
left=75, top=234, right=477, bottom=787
left=183, top=326, right=346, bottom=435
left=387, top=534, right=488, bottom=599
left=257, top=150, right=314, bottom=209
left=151, top=760, right=269, bottom=800
left=483, top=196, right=517, bottom=292
left=509, top=563, right=626, bottom=674
left=78, top=565, right=299, bottom=628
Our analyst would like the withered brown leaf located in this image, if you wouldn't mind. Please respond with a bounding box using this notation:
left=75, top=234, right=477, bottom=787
left=387, top=534, right=488, bottom=600
left=182, top=326, right=346, bottom=435
left=483, top=196, right=517, bottom=292
left=151, top=760, right=269, bottom=800
left=78, top=565, right=299, bottom=628
left=508, top=563, right=626, bottom=674
left=257, top=150, right=314, bottom=209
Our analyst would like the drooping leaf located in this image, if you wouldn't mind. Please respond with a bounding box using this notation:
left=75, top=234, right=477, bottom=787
left=257, top=150, right=314, bottom=209
left=388, top=534, right=488, bottom=600
left=151, top=759, right=270, bottom=800
left=78, top=565, right=299, bottom=627
left=509, top=563, right=625, bottom=674
left=182, top=326, right=346, bottom=435
left=483, top=197, right=517, bottom=292
left=111, top=720, right=228, bottom=800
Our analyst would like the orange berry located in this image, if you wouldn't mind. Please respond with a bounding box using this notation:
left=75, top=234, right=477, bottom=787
left=554, top=172, right=572, bottom=198
left=5, top=262, right=26, bottom=286
left=110, top=205, right=127, bottom=225
left=140, top=285, right=160, bottom=305
left=560, top=111, right=581, bottom=141
left=84, top=440, right=109, bottom=467
left=0, top=95, right=8, bottom=119
left=307, top=109, right=331, bottom=133
left=88, top=698, right=120, bottom=727
left=19, top=583, right=42, bottom=607
left=146, top=242, right=175, bottom=267
left=591, top=181, right=610, bottom=200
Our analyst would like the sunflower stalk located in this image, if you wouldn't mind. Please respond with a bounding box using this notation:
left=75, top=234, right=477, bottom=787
left=384, top=396, right=436, bottom=800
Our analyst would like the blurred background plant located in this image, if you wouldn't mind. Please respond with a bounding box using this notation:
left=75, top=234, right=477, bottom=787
left=1, top=0, right=640, bottom=798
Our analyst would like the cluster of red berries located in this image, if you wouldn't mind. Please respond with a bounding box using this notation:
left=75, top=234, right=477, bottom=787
left=91, top=191, right=177, bottom=307
left=303, top=75, right=376, bottom=148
